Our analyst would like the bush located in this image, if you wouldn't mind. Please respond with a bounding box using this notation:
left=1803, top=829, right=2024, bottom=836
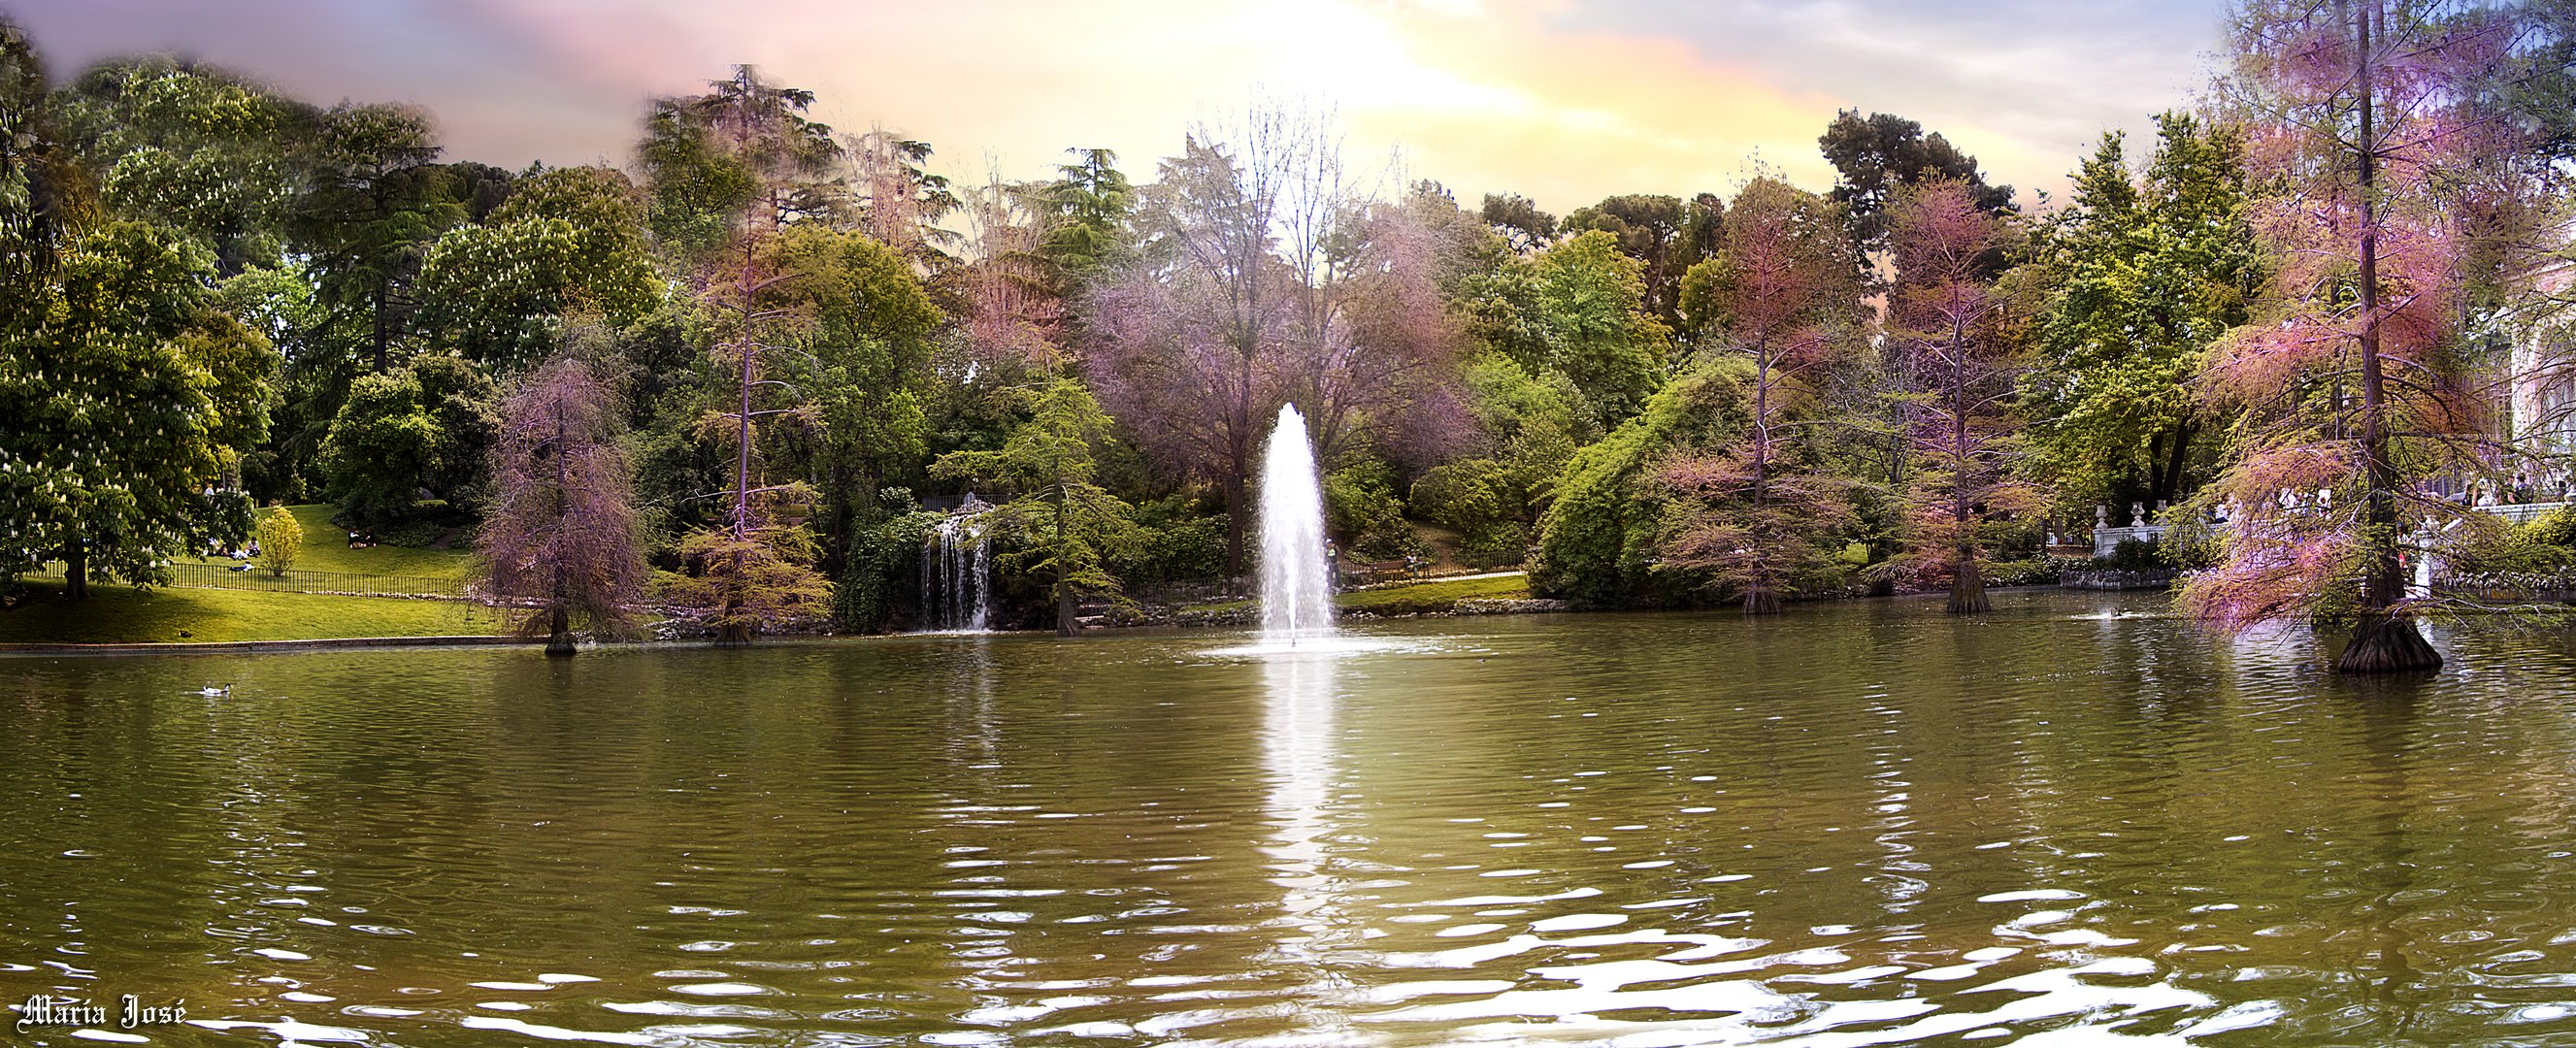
left=253, top=506, right=302, bottom=576
left=1529, top=355, right=1753, bottom=607
left=2526, top=507, right=2576, bottom=551
left=1122, top=509, right=1228, bottom=589
left=1410, top=460, right=1507, bottom=531
left=1324, top=462, right=1422, bottom=562
left=2095, top=537, right=2163, bottom=572
left=836, top=509, right=942, bottom=634
left=1458, top=521, right=1532, bottom=570
left=1984, top=557, right=2064, bottom=587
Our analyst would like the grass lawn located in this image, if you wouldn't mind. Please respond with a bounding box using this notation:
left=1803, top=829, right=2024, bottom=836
left=1184, top=572, right=1532, bottom=615
left=0, top=579, right=505, bottom=644
left=184, top=505, right=474, bottom=582
left=1336, top=572, right=1531, bottom=613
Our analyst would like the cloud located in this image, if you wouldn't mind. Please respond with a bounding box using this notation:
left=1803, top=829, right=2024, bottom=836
left=12, top=0, right=2228, bottom=212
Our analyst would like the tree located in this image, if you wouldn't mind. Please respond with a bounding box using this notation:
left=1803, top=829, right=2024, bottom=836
left=254, top=505, right=301, bottom=576
left=1562, top=192, right=1723, bottom=336
left=642, top=67, right=840, bottom=643
left=55, top=55, right=304, bottom=274
left=1036, top=147, right=1134, bottom=291
left=637, top=65, right=842, bottom=266
left=1888, top=181, right=2040, bottom=614
left=1086, top=109, right=1460, bottom=576
left=1479, top=192, right=1558, bottom=253
left=1661, top=177, right=1866, bottom=613
left=1819, top=109, right=2017, bottom=265
left=2186, top=0, right=2527, bottom=672
left=1464, top=228, right=1670, bottom=430
left=0, top=219, right=278, bottom=597
left=315, top=354, right=495, bottom=527
left=1410, top=354, right=1602, bottom=568
left=933, top=379, right=1138, bottom=635
left=845, top=127, right=960, bottom=267
left=288, top=101, right=461, bottom=372
left=944, top=172, right=1062, bottom=376
left=2024, top=116, right=2261, bottom=516
left=1529, top=355, right=1753, bottom=606
left=478, top=347, right=646, bottom=655
left=415, top=165, right=662, bottom=370
left=761, top=224, right=944, bottom=566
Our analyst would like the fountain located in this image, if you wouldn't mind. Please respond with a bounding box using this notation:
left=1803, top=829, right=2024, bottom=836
left=1260, top=404, right=1335, bottom=642
left=920, top=501, right=994, bottom=633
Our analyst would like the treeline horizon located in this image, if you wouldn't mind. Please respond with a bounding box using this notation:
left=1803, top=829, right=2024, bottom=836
left=2, top=3, right=2572, bottom=666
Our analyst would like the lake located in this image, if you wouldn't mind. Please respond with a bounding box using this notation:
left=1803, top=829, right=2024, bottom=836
left=7, top=589, right=2576, bottom=1045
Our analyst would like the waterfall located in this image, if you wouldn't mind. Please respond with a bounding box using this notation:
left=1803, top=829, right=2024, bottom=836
left=1259, top=404, right=1335, bottom=641
left=921, top=508, right=995, bottom=633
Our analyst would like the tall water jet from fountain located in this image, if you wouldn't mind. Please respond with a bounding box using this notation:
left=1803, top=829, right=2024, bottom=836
left=1260, top=404, right=1335, bottom=642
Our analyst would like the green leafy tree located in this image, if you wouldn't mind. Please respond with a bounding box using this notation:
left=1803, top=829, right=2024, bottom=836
left=760, top=224, right=943, bottom=562
left=415, top=165, right=662, bottom=369
left=1479, top=192, right=1558, bottom=253
left=1530, top=355, right=1755, bottom=606
left=1410, top=354, right=1601, bottom=567
left=1465, top=229, right=1671, bottom=430
left=0, top=220, right=278, bottom=596
left=932, top=379, right=1139, bottom=636
left=254, top=505, right=301, bottom=576
left=637, top=65, right=842, bottom=264
left=55, top=55, right=305, bottom=274
left=2025, top=115, right=2260, bottom=516
left=315, top=354, right=495, bottom=527
left=1561, top=192, right=1723, bottom=336
left=1818, top=109, right=2017, bottom=266
left=221, top=259, right=360, bottom=503
left=288, top=102, right=463, bottom=372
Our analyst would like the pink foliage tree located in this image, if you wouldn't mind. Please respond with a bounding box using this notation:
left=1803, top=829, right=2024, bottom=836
left=1083, top=112, right=1460, bottom=577
left=1888, top=180, right=2044, bottom=614
left=1657, top=177, right=1865, bottom=613
left=2187, top=0, right=2527, bottom=671
left=477, top=348, right=647, bottom=656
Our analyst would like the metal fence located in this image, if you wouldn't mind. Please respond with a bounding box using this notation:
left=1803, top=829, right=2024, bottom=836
left=29, top=560, right=465, bottom=598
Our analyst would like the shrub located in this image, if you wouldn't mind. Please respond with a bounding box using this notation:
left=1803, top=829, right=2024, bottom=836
left=2526, top=506, right=2576, bottom=551
left=1324, top=462, right=1422, bottom=562
left=837, top=509, right=941, bottom=633
left=2095, top=537, right=2162, bottom=572
left=1122, top=510, right=1228, bottom=589
left=1529, top=355, right=1753, bottom=606
left=253, top=506, right=302, bottom=576
left=1458, top=521, right=1531, bottom=570
left=1984, top=557, right=2063, bottom=587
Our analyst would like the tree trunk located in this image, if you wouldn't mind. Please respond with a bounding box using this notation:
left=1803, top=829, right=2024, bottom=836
left=61, top=536, right=86, bottom=600
left=1742, top=581, right=1782, bottom=615
left=2339, top=0, right=2437, bottom=674
left=2336, top=612, right=2441, bottom=673
left=1056, top=494, right=1079, bottom=637
left=1223, top=467, right=1247, bottom=583
left=1947, top=546, right=1988, bottom=614
left=545, top=605, right=576, bottom=657
left=1745, top=338, right=1782, bottom=618
left=716, top=603, right=752, bottom=645
left=2159, top=423, right=2193, bottom=507
left=372, top=274, right=391, bottom=373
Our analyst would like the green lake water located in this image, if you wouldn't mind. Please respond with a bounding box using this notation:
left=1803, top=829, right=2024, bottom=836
left=9, top=589, right=2576, bottom=1045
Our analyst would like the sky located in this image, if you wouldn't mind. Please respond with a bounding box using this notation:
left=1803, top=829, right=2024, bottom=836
left=12, top=0, right=2235, bottom=214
